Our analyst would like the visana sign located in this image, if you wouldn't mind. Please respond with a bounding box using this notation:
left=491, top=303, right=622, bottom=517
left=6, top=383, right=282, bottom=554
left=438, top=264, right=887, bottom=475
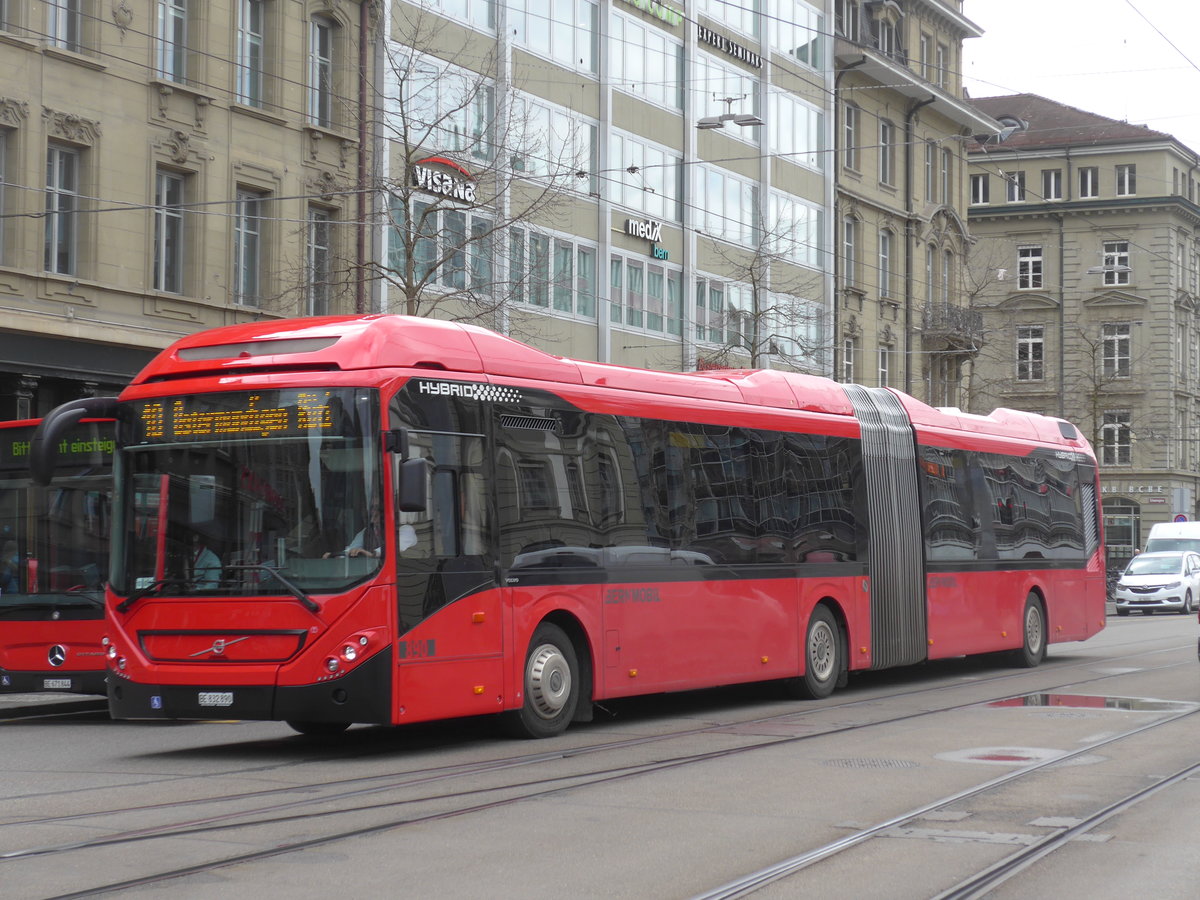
left=617, top=0, right=683, bottom=27
left=411, top=157, right=477, bottom=202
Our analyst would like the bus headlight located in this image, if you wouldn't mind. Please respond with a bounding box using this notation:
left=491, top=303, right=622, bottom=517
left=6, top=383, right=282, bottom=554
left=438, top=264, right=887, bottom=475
left=342, top=645, right=358, bottom=662
left=325, top=657, right=340, bottom=673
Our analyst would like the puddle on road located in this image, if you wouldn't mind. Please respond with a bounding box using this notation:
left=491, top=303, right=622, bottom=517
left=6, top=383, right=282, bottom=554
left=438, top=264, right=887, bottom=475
left=986, top=693, right=1195, bottom=712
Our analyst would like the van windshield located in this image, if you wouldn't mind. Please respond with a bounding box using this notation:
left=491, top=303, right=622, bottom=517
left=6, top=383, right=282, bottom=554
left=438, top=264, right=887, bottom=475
left=1143, top=538, right=1200, bottom=554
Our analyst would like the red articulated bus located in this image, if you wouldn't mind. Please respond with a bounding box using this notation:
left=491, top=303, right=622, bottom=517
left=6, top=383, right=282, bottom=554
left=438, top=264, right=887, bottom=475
left=31, top=315, right=1106, bottom=736
left=1, top=417, right=113, bottom=695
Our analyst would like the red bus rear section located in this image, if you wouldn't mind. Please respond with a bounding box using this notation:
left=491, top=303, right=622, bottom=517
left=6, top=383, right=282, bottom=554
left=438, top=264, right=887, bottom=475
left=31, top=316, right=1106, bottom=736
left=1, top=418, right=113, bottom=695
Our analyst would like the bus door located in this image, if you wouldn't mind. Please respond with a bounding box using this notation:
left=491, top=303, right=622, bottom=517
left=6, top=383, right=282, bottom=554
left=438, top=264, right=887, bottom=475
left=392, top=427, right=502, bottom=723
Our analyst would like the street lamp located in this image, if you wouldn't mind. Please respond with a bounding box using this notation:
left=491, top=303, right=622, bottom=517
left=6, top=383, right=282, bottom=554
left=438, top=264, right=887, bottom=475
left=697, top=95, right=763, bottom=130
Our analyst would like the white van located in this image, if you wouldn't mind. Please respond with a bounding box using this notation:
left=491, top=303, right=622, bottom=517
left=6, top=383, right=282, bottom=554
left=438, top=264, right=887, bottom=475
left=1143, top=522, right=1200, bottom=555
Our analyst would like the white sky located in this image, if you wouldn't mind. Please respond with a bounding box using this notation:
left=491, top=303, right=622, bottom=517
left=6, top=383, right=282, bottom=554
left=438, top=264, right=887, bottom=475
left=962, top=0, right=1200, bottom=153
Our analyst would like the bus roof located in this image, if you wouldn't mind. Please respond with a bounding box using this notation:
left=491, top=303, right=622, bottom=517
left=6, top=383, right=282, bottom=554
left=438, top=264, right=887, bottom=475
left=131, top=315, right=1088, bottom=449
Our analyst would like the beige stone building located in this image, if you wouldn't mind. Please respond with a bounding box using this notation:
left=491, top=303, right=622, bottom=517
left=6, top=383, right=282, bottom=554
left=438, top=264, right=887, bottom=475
left=833, top=0, right=997, bottom=402
left=0, top=1, right=368, bottom=416
left=965, top=93, right=1200, bottom=561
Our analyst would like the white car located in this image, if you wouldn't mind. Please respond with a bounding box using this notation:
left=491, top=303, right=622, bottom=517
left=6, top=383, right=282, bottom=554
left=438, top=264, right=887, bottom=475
left=1113, top=551, right=1200, bottom=616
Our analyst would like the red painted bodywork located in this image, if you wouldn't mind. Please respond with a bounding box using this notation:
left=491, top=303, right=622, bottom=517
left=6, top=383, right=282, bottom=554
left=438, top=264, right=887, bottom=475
left=102, top=316, right=1107, bottom=724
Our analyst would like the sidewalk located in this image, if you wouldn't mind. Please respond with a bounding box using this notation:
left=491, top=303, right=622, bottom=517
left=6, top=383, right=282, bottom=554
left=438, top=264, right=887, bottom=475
left=0, top=691, right=107, bottom=718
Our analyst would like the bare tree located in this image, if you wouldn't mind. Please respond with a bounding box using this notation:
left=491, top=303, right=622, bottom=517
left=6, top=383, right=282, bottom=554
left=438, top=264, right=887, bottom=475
left=369, top=8, right=595, bottom=331
left=691, top=213, right=829, bottom=372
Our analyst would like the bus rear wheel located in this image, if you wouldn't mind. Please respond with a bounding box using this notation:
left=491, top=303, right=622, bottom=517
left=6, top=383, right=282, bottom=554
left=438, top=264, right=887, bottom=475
left=503, top=622, right=579, bottom=739
left=786, top=606, right=841, bottom=700
left=1008, top=594, right=1046, bottom=668
left=286, top=720, right=351, bottom=736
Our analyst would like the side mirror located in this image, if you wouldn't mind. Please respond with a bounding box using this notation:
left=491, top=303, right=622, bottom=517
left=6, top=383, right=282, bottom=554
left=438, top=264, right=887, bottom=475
left=397, top=457, right=427, bottom=512
left=31, top=397, right=120, bottom=485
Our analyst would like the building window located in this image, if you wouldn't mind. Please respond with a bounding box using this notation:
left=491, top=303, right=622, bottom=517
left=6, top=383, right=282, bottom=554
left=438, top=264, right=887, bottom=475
left=923, top=141, right=935, bottom=202
left=610, top=12, right=683, bottom=110
left=236, top=0, right=265, bottom=107
left=308, top=16, right=334, bottom=127
left=842, top=217, right=857, bottom=287
left=878, top=344, right=891, bottom=386
left=1079, top=166, right=1099, bottom=198
left=876, top=18, right=897, bottom=57
left=1042, top=168, right=1062, bottom=201
left=970, top=173, right=989, bottom=205
left=44, top=144, right=79, bottom=275
left=1102, top=322, right=1131, bottom=378
left=835, top=0, right=859, bottom=40
left=879, top=119, right=895, bottom=185
left=692, top=164, right=757, bottom=245
left=768, top=92, right=824, bottom=170
left=769, top=0, right=824, bottom=69
left=695, top=276, right=723, bottom=343
left=843, top=102, right=859, bottom=170
left=878, top=229, right=892, bottom=298
left=233, top=189, right=264, bottom=306
left=611, top=131, right=681, bottom=222
left=1103, top=240, right=1130, bottom=285
left=694, top=52, right=760, bottom=146
left=428, top=0, right=495, bottom=30
left=941, top=148, right=951, bottom=204
left=1017, top=246, right=1042, bottom=289
left=841, top=336, right=856, bottom=382
left=511, top=0, right=598, bottom=73
left=47, top=0, right=82, bottom=52
left=307, top=206, right=332, bottom=316
left=767, top=192, right=823, bottom=269
left=153, top=170, right=186, bottom=294
left=401, top=56, right=496, bottom=160
left=0, top=131, right=6, bottom=265
left=1005, top=170, right=1026, bottom=202
left=918, top=33, right=930, bottom=79
left=156, top=0, right=188, bottom=82
left=510, top=229, right=596, bottom=318
left=942, top=250, right=952, bottom=304
left=1016, top=325, right=1044, bottom=381
left=1116, top=164, right=1136, bottom=196
left=925, top=244, right=935, bottom=303
left=1101, top=410, right=1131, bottom=465
left=934, top=43, right=948, bottom=88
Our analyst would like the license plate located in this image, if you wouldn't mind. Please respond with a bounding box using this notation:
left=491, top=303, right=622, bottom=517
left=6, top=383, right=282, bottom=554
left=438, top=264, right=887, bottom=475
left=43, top=678, right=72, bottom=690
left=198, top=691, right=234, bottom=707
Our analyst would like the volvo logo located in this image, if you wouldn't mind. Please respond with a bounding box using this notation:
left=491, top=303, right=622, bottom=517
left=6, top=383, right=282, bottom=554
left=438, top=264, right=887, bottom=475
left=48, top=645, right=67, bottom=667
left=189, top=636, right=249, bottom=658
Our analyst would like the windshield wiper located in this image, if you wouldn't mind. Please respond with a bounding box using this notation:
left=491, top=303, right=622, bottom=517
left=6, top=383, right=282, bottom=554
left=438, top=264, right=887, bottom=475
left=117, top=578, right=188, bottom=613
left=224, top=565, right=319, bottom=613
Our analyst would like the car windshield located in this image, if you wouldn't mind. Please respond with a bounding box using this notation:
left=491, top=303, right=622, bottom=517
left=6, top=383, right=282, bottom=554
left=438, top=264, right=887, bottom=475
left=112, top=388, right=382, bottom=597
left=1124, top=556, right=1185, bottom=577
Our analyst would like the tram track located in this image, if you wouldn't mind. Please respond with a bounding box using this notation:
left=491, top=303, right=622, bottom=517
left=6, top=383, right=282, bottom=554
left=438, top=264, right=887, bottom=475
left=0, top=632, right=1185, bottom=836
left=693, top=705, right=1200, bottom=899
left=2, top=633, right=1195, bottom=899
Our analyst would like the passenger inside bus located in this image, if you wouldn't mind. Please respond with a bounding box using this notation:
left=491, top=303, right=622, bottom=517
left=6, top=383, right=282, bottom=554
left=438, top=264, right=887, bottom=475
left=190, top=531, right=222, bottom=588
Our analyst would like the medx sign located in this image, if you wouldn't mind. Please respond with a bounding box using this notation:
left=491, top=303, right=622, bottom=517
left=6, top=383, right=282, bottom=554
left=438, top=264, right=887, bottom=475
left=625, top=218, right=663, bottom=242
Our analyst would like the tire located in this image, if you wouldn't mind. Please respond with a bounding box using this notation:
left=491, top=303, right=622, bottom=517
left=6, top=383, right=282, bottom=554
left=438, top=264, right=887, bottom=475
left=787, top=606, right=841, bottom=700
left=1182, top=590, right=1194, bottom=615
left=1008, top=594, right=1046, bottom=668
left=503, top=622, right=579, bottom=739
left=286, top=720, right=351, bottom=736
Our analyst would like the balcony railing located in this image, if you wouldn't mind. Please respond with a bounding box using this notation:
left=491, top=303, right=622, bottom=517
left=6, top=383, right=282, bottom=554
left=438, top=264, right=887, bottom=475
left=922, top=303, right=983, bottom=345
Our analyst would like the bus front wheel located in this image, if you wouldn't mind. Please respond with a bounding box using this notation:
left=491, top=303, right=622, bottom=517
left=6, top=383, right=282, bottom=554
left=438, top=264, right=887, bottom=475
left=503, top=622, right=579, bottom=739
left=1008, top=594, right=1046, bottom=668
left=787, top=606, right=841, bottom=700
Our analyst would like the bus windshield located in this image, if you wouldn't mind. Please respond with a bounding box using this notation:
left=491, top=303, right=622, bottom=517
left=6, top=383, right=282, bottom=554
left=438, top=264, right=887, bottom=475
left=0, top=422, right=111, bottom=615
left=113, top=388, right=382, bottom=597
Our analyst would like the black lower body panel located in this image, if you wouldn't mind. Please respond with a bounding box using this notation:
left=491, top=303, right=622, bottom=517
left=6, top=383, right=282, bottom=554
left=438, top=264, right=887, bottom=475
left=108, top=647, right=392, bottom=725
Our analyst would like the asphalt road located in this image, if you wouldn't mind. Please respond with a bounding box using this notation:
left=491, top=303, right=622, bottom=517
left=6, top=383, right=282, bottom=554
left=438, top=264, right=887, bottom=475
left=2, top=611, right=1198, bottom=900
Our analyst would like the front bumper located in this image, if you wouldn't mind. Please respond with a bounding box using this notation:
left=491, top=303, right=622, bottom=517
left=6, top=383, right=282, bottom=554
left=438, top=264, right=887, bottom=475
left=1114, top=593, right=1186, bottom=613
left=107, top=646, right=392, bottom=724
left=0, top=668, right=107, bottom=695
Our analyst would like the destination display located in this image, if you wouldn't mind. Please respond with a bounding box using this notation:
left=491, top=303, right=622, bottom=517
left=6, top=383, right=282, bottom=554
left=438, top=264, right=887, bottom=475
left=1, top=422, right=114, bottom=471
left=130, top=389, right=358, bottom=443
